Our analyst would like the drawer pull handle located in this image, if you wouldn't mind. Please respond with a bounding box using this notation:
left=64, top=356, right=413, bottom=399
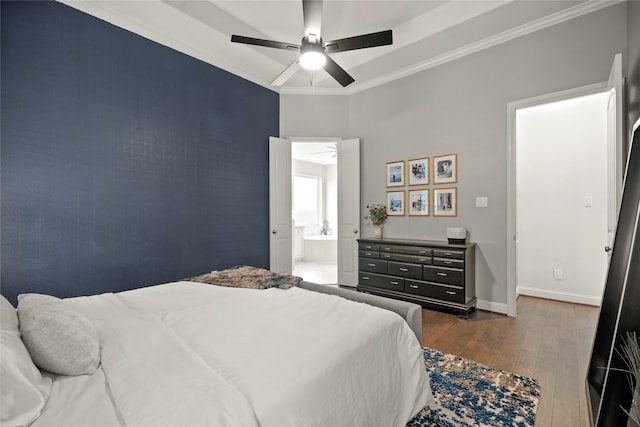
left=368, top=263, right=376, bottom=267
left=419, top=250, right=427, bottom=254
left=419, top=258, right=427, bottom=262
left=365, top=245, right=372, bottom=249
left=383, top=247, right=391, bottom=250
left=390, top=281, right=399, bottom=285
left=383, top=254, right=391, bottom=258
left=399, top=268, right=409, bottom=272
left=446, top=291, right=457, bottom=295
left=366, top=252, right=373, bottom=256
left=437, top=272, right=448, bottom=277
left=362, top=276, right=370, bottom=280
left=444, top=261, right=452, bottom=264
left=444, top=252, right=452, bottom=256
left=409, top=285, right=419, bottom=289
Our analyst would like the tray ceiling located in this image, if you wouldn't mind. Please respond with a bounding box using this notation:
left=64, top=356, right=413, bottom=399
left=59, top=0, right=617, bottom=94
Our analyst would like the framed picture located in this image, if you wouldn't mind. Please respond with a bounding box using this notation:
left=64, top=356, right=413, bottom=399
left=386, top=161, right=405, bottom=187
left=386, top=191, right=405, bottom=216
left=409, top=189, right=429, bottom=216
left=433, top=188, right=457, bottom=217
left=408, top=157, right=429, bottom=186
left=433, top=153, right=457, bottom=184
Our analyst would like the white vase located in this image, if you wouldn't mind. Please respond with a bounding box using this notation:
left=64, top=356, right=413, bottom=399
left=374, top=226, right=383, bottom=239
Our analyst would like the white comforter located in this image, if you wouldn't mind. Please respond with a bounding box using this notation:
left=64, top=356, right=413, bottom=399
left=34, top=282, right=433, bottom=426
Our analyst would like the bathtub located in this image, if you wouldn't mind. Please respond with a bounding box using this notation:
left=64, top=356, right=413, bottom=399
left=304, top=235, right=337, bottom=241
left=303, top=235, right=337, bottom=262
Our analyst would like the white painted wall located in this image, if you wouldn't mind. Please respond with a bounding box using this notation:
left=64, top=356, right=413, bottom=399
left=516, top=92, right=608, bottom=305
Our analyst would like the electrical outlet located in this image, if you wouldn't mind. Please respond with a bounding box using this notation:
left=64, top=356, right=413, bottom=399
left=553, top=268, right=563, bottom=280
left=584, top=196, right=593, bottom=207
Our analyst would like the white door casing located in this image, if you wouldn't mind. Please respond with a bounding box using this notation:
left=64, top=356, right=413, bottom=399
left=269, top=137, right=292, bottom=274
left=507, top=80, right=612, bottom=316
left=605, top=53, right=624, bottom=263
left=337, top=138, right=361, bottom=286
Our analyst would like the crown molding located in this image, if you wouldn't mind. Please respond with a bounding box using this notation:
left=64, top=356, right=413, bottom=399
left=278, top=86, right=347, bottom=96
left=284, top=0, right=623, bottom=96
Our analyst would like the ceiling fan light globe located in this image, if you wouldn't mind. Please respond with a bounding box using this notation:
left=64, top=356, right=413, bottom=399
left=300, top=51, right=326, bottom=70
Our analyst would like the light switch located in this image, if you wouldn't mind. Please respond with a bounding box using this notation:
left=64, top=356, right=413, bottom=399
left=584, top=196, right=593, bottom=207
left=476, top=197, right=488, bottom=208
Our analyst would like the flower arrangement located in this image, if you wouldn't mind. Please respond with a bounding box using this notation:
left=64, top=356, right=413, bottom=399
left=366, top=204, right=388, bottom=227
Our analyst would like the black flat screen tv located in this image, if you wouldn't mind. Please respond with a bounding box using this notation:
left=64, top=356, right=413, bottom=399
left=586, top=117, right=640, bottom=426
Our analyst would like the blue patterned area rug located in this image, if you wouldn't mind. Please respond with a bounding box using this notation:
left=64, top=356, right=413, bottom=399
left=408, top=347, right=541, bottom=427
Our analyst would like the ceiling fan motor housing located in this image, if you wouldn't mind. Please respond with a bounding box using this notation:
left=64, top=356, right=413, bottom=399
left=299, top=36, right=326, bottom=70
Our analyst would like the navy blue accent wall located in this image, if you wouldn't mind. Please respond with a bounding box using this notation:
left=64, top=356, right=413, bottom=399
left=1, top=1, right=279, bottom=305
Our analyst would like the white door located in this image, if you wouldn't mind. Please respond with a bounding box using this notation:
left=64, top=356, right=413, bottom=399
left=337, top=138, right=360, bottom=286
left=605, top=53, right=624, bottom=262
left=269, top=137, right=292, bottom=274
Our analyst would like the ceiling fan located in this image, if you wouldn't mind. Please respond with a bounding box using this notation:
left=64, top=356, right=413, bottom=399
left=230, top=0, right=393, bottom=87
left=312, top=144, right=337, bottom=158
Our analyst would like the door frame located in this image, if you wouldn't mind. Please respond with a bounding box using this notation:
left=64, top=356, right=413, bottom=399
left=273, top=136, right=352, bottom=279
left=506, top=81, right=608, bottom=317
left=284, top=136, right=361, bottom=286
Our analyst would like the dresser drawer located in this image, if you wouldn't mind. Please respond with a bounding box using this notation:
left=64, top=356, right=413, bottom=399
left=433, top=258, right=464, bottom=268
left=388, top=261, right=422, bottom=279
left=405, top=280, right=464, bottom=304
left=359, top=258, right=388, bottom=274
left=359, top=250, right=379, bottom=259
left=432, top=249, right=465, bottom=260
left=380, top=252, right=432, bottom=265
left=359, top=272, right=404, bottom=291
left=359, top=243, right=380, bottom=251
left=380, top=245, right=433, bottom=257
left=423, top=266, right=463, bottom=286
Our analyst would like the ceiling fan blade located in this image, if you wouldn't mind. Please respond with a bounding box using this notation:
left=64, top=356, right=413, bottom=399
left=271, top=59, right=301, bottom=87
left=231, top=35, right=299, bottom=52
left=323, top=56, right=355, bottom=87
left=324, top=30, right=393, bottom=54
left=302, top=0, right=323, bottom=38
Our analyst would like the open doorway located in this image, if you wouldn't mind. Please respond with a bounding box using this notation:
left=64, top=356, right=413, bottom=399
left=506, top=55, right=623, bottom=317
left=291, top=141, right=338, bottom=284
left=516, top=91, right=609, bottom=305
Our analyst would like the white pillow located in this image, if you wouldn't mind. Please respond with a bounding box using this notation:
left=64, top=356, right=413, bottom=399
left=1, top=295, right=52, bottom=426
left=17, top=293, right=100, bottom=376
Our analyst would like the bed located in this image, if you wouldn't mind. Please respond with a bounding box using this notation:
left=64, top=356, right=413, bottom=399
left=1, top=274, right=433, bottom=427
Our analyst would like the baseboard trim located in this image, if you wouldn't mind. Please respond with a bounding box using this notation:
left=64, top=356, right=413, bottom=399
left=517, top=286, right=601, bottom=306
left=477, top=299, right=509, bottom=314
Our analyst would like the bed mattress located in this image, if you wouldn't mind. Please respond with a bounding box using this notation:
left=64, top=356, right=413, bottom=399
left=31, top=281, right=433, bottom=426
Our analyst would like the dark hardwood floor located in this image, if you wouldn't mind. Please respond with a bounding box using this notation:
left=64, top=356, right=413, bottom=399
left=421, top=295, right=600, bottom=427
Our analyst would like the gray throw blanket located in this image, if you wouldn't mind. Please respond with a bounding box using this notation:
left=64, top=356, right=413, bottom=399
left=184, top=266, right=302, bottom=290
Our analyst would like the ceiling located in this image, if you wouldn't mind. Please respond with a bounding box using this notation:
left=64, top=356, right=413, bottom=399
left=60, top=0, right=615, bottom=95
left=292, top=142, right=337, bottom=165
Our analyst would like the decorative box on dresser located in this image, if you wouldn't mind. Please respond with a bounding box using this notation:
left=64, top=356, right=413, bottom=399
left=357, top=237, right=476, bottom=318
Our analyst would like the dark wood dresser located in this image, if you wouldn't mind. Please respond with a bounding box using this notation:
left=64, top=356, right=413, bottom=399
left=357, top=237, right=476, bottom=317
